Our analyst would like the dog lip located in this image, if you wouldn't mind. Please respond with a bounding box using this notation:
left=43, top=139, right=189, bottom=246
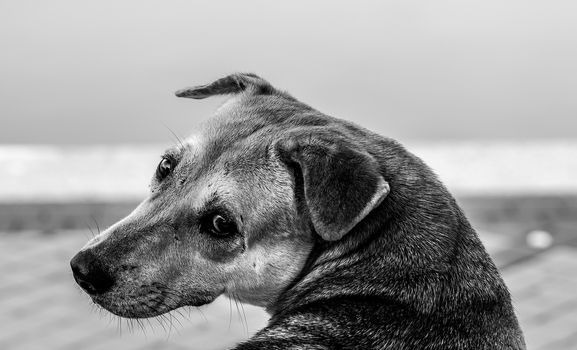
left=185, top=292, right=220, bottom=307
left=188, top=299, right=212, bottom=307
left=90, top=294, right=176, bottom=319
left=90, top=289, right=219, bottom=318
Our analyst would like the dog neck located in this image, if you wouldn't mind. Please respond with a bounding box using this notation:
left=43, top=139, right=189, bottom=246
left=267, top=161, right=508, bottom=321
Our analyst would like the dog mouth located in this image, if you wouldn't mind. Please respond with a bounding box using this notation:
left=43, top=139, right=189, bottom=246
left=90, top=282, right=216, bottom=319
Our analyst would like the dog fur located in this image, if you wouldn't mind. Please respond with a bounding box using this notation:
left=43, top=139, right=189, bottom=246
left=71, top=73, right=525, bottom=349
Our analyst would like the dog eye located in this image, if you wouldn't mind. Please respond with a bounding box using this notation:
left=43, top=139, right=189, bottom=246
left=156, top=157, right=173, bottom=180
left=210, top=214, right=237, bottom=236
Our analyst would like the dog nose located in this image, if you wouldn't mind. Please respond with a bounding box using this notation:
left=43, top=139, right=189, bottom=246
left=70, top=250, right=114, bottom=295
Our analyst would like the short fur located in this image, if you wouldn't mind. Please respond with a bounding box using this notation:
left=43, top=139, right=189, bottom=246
left=71, top=73, right=525, bottom=349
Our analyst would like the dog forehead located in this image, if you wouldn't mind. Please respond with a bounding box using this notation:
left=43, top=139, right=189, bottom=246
left=184, top=133, right=204, bottom=150
left=176, top=93, right=339, bottom=192
left=179, top=123, right=272, bottom=180
left=184, top=101, right=275, bottom=166
left=175, top=117, right=289, bottom=207
left=208, top=92, right=326, bottom=134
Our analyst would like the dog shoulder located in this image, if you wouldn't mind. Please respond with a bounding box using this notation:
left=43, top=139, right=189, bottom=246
left=230, top=306, right=404, bottom=350
left=230, top=311, right=343, bottom=350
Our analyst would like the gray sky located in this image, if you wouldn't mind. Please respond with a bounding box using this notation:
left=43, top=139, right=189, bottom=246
left=1, top=0, right=576, bottom=144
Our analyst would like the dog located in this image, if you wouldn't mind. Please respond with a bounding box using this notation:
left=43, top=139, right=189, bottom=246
left=70, top=73, right=525, bottom=349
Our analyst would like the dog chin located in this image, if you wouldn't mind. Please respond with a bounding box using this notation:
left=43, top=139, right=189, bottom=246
left=91, top=292, right=216, bottom=319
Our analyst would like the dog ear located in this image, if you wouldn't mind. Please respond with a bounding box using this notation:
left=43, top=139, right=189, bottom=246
left=276, top=131, right=390, bottom=241
left=175, top=73, right=275, bottom=99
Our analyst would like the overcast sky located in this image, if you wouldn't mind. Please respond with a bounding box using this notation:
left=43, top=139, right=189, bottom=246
left=1, top=0, right=576, bottom=144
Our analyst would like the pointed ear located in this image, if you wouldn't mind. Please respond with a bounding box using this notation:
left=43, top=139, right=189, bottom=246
left=175, top=73, right=275, bottom=99
left=276, top=130, right=390, bottom=241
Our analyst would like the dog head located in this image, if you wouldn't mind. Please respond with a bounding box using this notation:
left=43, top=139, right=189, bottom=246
left=70, top=73, right=389, bottom=318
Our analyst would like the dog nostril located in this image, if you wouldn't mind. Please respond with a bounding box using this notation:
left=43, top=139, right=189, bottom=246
left=70, top=251, right=114, bottom=295
left=76, top=279, right=97, bottom=294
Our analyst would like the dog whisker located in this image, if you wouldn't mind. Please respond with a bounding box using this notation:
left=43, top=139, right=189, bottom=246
left=194, top=305, right=208, bottom=323
left=117, top=316, right=122, bottom=337
left=228, top=296, right=233, bottom=331
left=90, top=215, right=101, bottom=235
left=162, top=123, right=186, bottom=151
left=228, top=292, right=249, bottom=336
left=84, top=224, right=95, bottom=239
left=236, top=294, right=249, bottom=336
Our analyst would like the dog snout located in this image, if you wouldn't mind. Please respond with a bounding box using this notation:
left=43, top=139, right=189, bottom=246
left=70, top=250, right=114, bottom=295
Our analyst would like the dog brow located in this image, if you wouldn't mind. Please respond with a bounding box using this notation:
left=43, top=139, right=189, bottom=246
left=194, top=192, right=233, bottom=219
left=161, top=146, right=183, bottom=160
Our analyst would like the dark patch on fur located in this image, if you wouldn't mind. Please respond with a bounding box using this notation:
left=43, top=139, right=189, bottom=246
left=275, top=129, right=385, bottom=241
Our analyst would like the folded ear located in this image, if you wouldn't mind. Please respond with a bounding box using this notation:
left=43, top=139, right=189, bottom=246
left=175, top=73, right=275, bottom=99
left=276, top=130, right=390, bottom=241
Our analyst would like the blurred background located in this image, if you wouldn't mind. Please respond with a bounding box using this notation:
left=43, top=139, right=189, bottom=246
left=1, top=1, right=576, bottom=349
